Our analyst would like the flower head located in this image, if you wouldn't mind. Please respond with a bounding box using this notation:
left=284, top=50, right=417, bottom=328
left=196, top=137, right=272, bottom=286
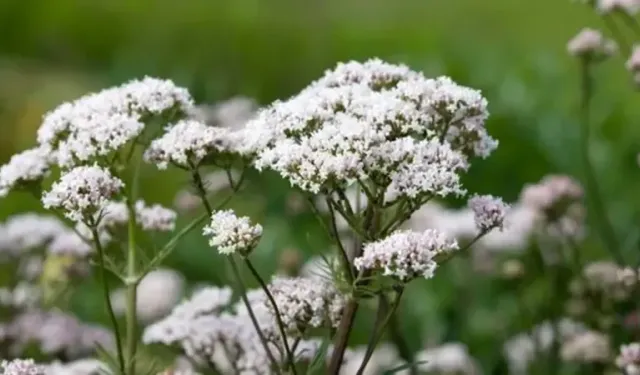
left=37, top=77, right=193, bottom=168
left=144, top=120, right=246, bottom=170
left=354, top=229, right=458, bottom=281
left=203, top=210, right=262, bottom=255
left=567, top=28, right=617, bottom=59
left=468, top=194, right=509, bottom=232
left=42, top=165, right=124, bottom=222
left=267, top=276, right=345, bottom=336
left=246, top=59, right=494, bottom=199
left=0, top=147, right=50, bottom=197
left=135, top=201, right=177, bottom=232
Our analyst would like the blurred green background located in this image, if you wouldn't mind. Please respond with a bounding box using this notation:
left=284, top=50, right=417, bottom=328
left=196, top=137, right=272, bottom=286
left=2, top=0, right=640, bottom=372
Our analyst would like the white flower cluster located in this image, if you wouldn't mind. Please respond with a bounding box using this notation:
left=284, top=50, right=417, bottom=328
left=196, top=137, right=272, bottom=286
left=135, top=200, right=177, bottom=232
left=520, top=174, right=585, bottom=238
left=468, top=194, right=509, bottom=232
left=42, top=165, right=124, bottom=222
left=143, top=286, right=233, bottom=346
left=596, top=0, right=640, bottom=14
left=0, top=214, right=66, bottom=257
left=37, top=77, right=193, bottom=168
left=354, top=229, right=458, bottom=281
left=4, top=309, right=114, bottom=359
left=0, top=282, right=41, bottom=309
left=0, top=147, right=50, bottom=197
left=144, top=120, right=247, bottom=170
left=203, top=210, right=263, bottom=255
left=267, top=276, right=345, bottom=336
left=0, top=359, right=44, bottom=375
left=73, top=199, right=176, bottom=244
left=617, top=343, right=640, bottom=375
left=144, top=286, right=276, bottom=374
left=576, top=261, right=637, bottom=300
left=246, top=59, right=495, bottom=199
left=503, top=318, right=586, bottom=375
left=110, top=268, right=185, bottom=324
left=415, top=343, right=481, bottom=375
left=567, top=28, right=617, bottom=58
left=560, top=330, right=611, bottom=363
left=46, top=230, right=92, bottom=257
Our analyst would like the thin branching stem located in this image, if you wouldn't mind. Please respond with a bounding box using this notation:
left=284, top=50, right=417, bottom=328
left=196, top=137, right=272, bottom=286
left=228, top=257, right=282, bottom=374
left=244, top=259, right=298, bottom=375
left=578, top=58, right=623, bottom=263
left=243, top=258, right=297, bottom=375
left=91, top=228, right=126, bottom=375
left=355, top=288, right=405, bottom=375
left=325, top=197, right=355, bottom=282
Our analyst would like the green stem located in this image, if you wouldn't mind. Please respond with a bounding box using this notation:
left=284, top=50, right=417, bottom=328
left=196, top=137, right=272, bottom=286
left=244, top=259, right=298, bottom=375
left=578, top=58, right=623, bottom=263
left=355, top=288, right=404, bottom=375
left=92, top=228, right=125, bottom=375
left=228, top=257, right=282, bottom=374
left=125, top=201, right=138, bottom=375
left=325, top=197, right=355, bottom=282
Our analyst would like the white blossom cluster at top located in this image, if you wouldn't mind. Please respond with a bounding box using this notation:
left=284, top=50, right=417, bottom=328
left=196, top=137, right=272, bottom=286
left=243, top=59, right=496, bottom=200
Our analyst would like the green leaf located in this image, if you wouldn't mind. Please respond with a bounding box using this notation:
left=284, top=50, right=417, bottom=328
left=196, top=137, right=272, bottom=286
left=306, top=335, right=332, bottom=375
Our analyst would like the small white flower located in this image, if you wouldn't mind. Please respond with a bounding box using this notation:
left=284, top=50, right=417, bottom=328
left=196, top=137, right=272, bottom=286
left=144, top=120, right=245, bottom=169
left=616, top=342, right=640, bottom=375
left=203, top=210, right=262, bottom=255
left=354, top=229, right=458, bottom=281
left=0, top=358, right=44, bottom=375
left=567, top=28, right=617, bottom=58
left=42, top=165, right=124, bottom=222
left=135, top=201, right=177, bottom=232
left=0, top=147, right=50, bottom=197
left=267, top=276, right=345, bottom=336
left=468, top=194, right=509, bottom=232
left=47, top=230, right=92, bottom=257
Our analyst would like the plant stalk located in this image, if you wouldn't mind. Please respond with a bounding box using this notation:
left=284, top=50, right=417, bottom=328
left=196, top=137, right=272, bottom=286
left=578, top=58, right=622, bottom=263
left=92, top=228, right=126, bottom=374
left=125, top=200, right=139, bottom=375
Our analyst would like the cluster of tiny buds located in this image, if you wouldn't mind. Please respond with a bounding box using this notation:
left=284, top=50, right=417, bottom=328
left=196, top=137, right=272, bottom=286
left=202, top=210, right=263, bottom=255
left=354, top=229, right=458, bottom=281
left=567, top=28, right=617, bottom=59
left=468, top=194, right=509, bottom=232
left=41, top=164, right=124, bottom=223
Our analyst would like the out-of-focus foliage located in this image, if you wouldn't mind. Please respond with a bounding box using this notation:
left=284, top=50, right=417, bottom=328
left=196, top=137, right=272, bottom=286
left=2, top=0, right=640, bottom=373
